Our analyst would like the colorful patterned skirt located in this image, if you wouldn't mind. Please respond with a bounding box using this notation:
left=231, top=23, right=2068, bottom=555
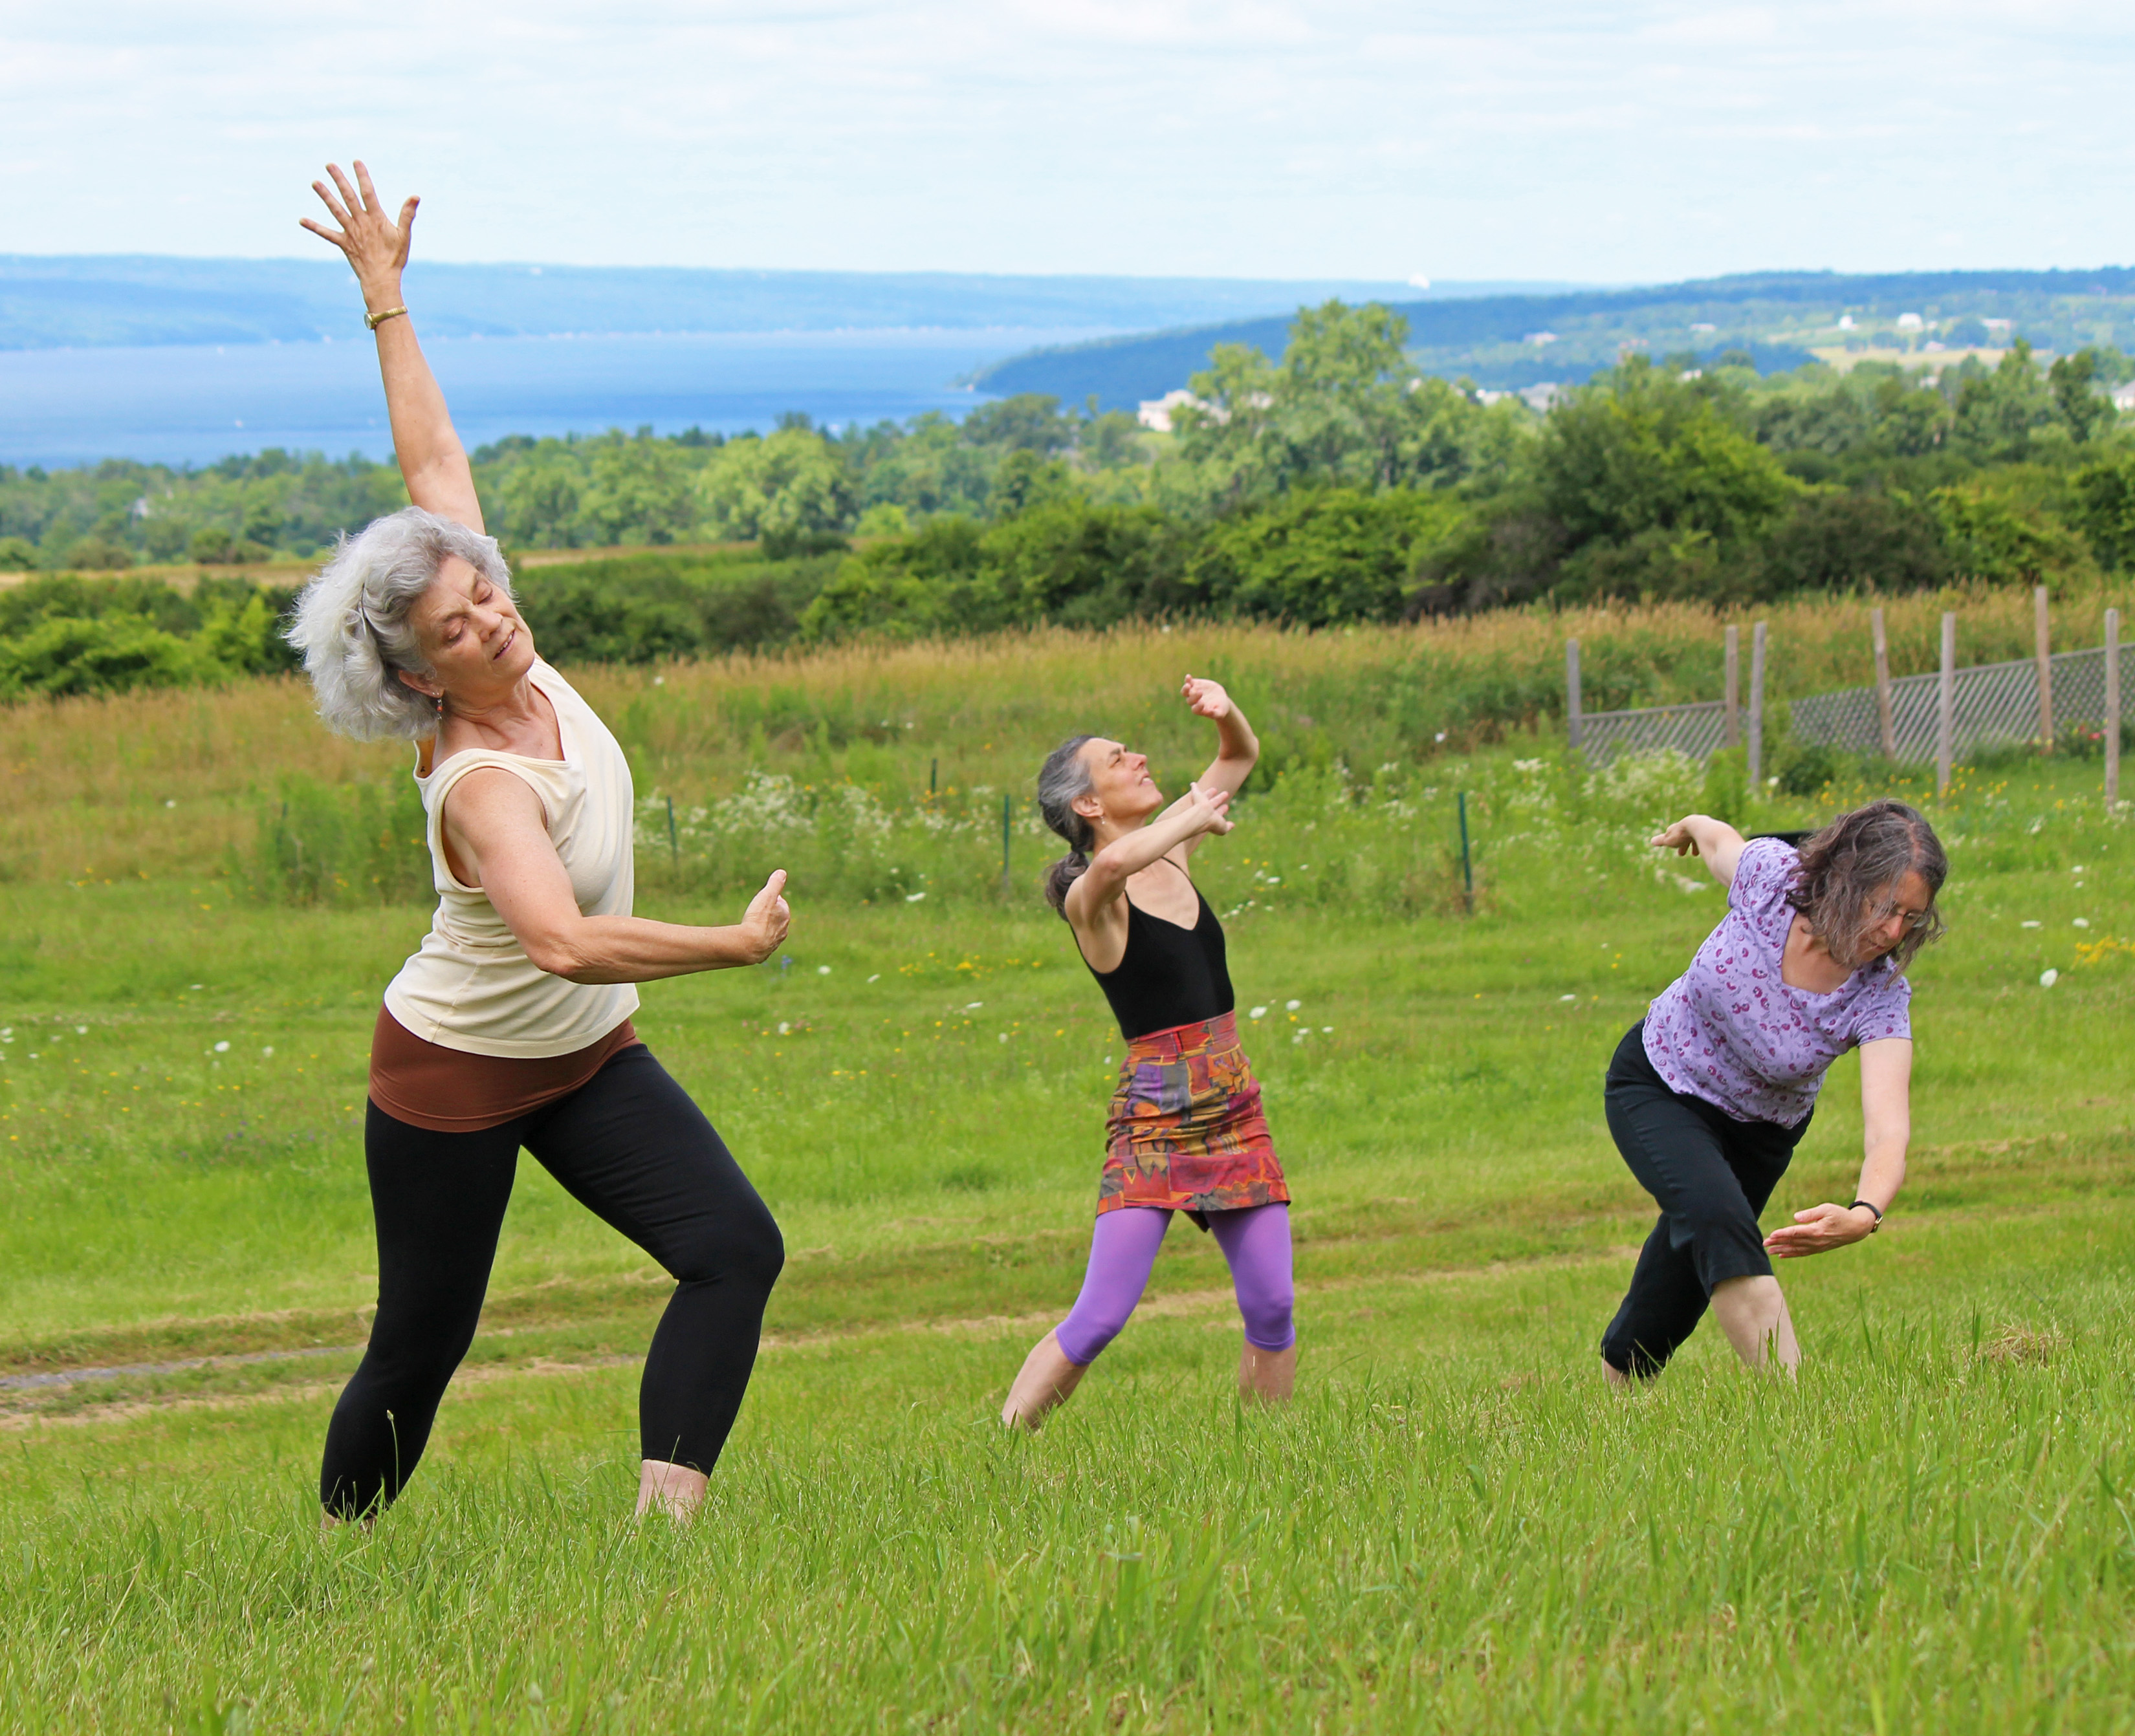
left=1098, top=1010, right=1289, bottom=1228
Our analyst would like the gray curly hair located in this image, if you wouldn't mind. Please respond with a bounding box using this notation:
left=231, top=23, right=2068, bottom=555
left=285, top=506, right=514, bottom=740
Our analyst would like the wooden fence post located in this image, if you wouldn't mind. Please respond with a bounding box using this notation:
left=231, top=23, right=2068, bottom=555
left=1747, top=622, right=1766, bottom=789
left=1001, top=793, right=1012, bottom=896
left=1724, top=625, right=1740, bottom=750
left=2107, top=607, right=2122, bottom=809
left=1870, top=607, right=1898, bottom=762
left=2035, top=585, right=2055, bottom=754
left=1937, top=612, right=1956, bottom=797
left=1566, top=638, right=1583, bottom=759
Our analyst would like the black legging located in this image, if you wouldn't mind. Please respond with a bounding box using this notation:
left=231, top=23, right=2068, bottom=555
left=320, top=1045, right=783, bottom=1517
left=1599, top=1022, right=1811, bottom=1379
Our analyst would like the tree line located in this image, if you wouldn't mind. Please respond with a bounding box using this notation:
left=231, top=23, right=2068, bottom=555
left=6, top=300, right=2135, bottom=697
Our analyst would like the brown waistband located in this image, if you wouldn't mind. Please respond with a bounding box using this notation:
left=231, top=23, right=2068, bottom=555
left=367, top=1005, right=641, bottom=1133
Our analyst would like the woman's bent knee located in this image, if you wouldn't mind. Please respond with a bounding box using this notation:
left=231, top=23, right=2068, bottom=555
left=1238, top=1286, right=1295, bottom=1353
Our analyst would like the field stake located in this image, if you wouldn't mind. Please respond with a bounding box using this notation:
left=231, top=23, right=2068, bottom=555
left=1723, top=625, right=1740, bottom=749
left=1870, top=607, right=1897, bottom=762
left=930, top=757, right=937, bottom=796
left=1001, top=792, right=1012, bottom=896
left=2107, top=607, right=2121, bottom=808
left=666, top=795, right=679, bottom=866
left=2035, top=585, right=2055, bottom=754
left=1457, top=791, right=1474, bottom=913
left=1937, top=612, right=1956, bottom=796
left=1565, top=638, right=1582, bottom=759
left=1747, top=622, right=1766, bottom=790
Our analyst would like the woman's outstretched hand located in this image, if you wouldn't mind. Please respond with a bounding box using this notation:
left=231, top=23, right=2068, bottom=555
left=1179, top=781, right=1234, bottom=839
left=300, top=161, right=417, bottom=309
left=1650, top=818, right=1704, bottom=856
left=1181, top=675, right=1233, bottom=721
left=1764, top=1202, right=1876, bottom=1259
left=738, top=870, right=791, bottom=963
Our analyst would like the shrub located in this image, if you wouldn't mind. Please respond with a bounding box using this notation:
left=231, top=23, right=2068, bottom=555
left=1185, top=488, right=1471, bottom=625
left=0, top=615, right=206, bottom=699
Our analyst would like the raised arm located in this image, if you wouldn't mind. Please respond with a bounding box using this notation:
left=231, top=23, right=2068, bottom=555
left=1765, top=1037, right=1910, bottom=1259
left=1063, top=781, right=1232, bottom=933
left=1650, top=814, right=1747, bottom=888
left=444, top=770, right=789, bottom=982
left=1183, top=675, right=1259, bottom=803
left=301, top=161, right=483, bottom=531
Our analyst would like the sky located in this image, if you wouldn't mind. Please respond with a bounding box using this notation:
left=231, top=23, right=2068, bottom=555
left=3, top=1, right=2132, bottom=283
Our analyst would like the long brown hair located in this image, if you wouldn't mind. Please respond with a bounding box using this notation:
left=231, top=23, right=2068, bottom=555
left=1036, top=734, right=1097, bottom=914
left=1787, top=799, right=1948, bottom=972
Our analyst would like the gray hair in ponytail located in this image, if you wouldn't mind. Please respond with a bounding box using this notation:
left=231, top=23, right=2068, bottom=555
left=1036, top=734, right=1098, bottom=913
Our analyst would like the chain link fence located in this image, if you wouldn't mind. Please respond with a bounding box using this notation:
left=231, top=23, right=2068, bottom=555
left=1793, top=647, right=2106, bottom=761
left=1582, top=646, right=2110, bottom=768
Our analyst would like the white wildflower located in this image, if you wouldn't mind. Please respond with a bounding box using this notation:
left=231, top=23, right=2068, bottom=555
left=1286, top=999, right=1301, bottom=1010
left=778, top=1021, right=791, bottom=1036
left=1249, top=1006, right=1267, bottom=1019
left=905, top=891, right=926, bottom=903
left=818, top=965, right=833, bottom=975
left=1560, top=994, right=1578, bottom=1003
left=2039, top=968, right=2059, bottom=988
left=2074, top=918, right=2090, bottom=928
left=965, top=1002, right=983, bottom=1010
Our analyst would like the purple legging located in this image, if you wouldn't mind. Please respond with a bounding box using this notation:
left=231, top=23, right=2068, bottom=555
left=1054, top=1203, right=1295, bottom=1366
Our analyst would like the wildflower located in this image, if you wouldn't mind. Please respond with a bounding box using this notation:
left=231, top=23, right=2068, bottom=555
left=1286, top=999, right=1302, bottom=1010
left=906, top=892, right=926, bottom=903
left=868, top=973, right=881, bottom=983
left=2074, top=918, right=2090, bottom=928
left=165, top=799, right=177, bottom=808
left=2039, top=969, right=2059, bottom=988
left=778, top=1021, right=791, bottom=1036
left=262, top=1047, right=274, bottom=1057
left=213, top=1040, right=230, bottom=1053
left=76, top=1025, right=87, bottom=1034
left=965, top=1002, right=983, bottom=1010
left=1249, top=1006, right=1267, bottom=1019
left=1322, top=1026, right=1333, bottom=1033
left=1560, top=994, right=1578, bottom=1003
left=818, top=965, right=833, bottom=975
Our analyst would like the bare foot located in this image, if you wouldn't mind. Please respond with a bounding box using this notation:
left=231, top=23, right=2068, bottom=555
left=1002, top=1330, right=1088, bottom=1430
left=1238, top=1341, right=1295, bottom=1405
left=637, top=1458, right=709, bottom=1521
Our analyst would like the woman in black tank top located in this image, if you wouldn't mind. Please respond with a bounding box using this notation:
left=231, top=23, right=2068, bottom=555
left=999, top=677, right=1297, bottom=1429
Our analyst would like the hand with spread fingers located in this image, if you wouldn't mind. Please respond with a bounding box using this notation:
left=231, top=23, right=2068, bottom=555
left=300, top=160, right=418, bottom=314
left=1179, top=779, right=1235, bottom=839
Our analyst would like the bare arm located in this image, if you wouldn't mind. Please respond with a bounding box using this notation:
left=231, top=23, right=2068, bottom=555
left=1063, top=781, right=1232, bottom=948
left=1765, top=1037, right=1911, bottom=1259
left=301, top=160, right=483, bottom=531
left=1183, top=675, right=1260, bottom=804
left=1650, top=814, right=1747, bottom=888
left=446, top=770, right=789, bottom=982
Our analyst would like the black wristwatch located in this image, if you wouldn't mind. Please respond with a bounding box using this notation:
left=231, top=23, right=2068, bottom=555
left=1850, top=1199, right=1883, bottom=1233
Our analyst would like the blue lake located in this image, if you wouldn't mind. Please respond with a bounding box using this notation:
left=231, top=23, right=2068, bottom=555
left=0, top=327, right=1113, bottom=469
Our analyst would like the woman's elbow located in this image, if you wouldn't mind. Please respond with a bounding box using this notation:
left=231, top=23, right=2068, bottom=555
left=522, top=931, right=597, bottom=981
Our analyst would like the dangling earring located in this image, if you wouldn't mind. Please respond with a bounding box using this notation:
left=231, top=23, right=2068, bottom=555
left=433, top=691, right=446, bottom=720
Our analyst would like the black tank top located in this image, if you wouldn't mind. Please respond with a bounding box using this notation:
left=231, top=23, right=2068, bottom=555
left=1082, top=867, right=1236, bottom=1040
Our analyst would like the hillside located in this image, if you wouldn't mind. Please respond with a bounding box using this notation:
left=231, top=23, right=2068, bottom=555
left=974, top=266, right=2135, bottom=406
left=0, top=256, right=1571, bottom=351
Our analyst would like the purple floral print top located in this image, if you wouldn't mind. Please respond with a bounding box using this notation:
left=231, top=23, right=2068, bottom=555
left=1643, top=838, right=1912, bottom=1127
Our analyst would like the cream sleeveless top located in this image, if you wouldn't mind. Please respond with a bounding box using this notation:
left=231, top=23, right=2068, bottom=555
left=382, top=661, right=640, bottom=1058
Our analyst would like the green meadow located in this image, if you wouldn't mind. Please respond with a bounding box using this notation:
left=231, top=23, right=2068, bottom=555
left=1, top=622, right=2131, bottom=1731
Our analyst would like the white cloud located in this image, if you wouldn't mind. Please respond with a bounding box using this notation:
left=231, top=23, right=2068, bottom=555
left=1, top=1, right=2132, bottom=279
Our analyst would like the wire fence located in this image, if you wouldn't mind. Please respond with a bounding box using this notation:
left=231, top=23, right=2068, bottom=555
left=1793, top=647, right=2106, bottom=761
left=1582, top=646, right=2110, bottom=768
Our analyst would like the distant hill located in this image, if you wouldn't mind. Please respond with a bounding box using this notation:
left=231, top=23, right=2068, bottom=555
left=0, top=257, right=1582, bottom=351
left=974, top=268, right=2135, bottom=406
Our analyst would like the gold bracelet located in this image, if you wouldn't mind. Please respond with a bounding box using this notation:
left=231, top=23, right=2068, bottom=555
left=364, top=305, right=409, bottom=332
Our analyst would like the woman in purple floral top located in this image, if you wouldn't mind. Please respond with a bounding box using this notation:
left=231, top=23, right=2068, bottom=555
left=1600, top=799, right=1947, bottom=1382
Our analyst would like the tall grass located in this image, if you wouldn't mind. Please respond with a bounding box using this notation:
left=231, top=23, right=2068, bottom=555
left=1, top=583, right=2126, bottom=887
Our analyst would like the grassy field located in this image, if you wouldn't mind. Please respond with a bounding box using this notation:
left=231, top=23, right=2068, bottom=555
left=1, top=624, right=2131, bottom=1731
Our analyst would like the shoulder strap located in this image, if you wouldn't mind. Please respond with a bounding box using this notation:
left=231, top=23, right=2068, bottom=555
left=429, top=752, right=558, bottom=832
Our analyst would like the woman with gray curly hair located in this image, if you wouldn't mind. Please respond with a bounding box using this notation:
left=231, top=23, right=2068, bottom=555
left=1599, top=798, right=1947, bottom=1383
left=290, top=162, right=789, bottom=1524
